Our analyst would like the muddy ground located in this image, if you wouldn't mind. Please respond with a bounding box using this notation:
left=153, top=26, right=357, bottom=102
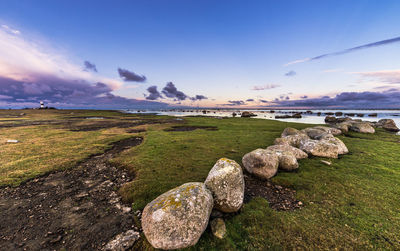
left=0, top=137, right=142, bottom=250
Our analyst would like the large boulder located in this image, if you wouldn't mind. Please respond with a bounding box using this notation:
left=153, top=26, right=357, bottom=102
left=325, top=116, right=337, bottom=123
left=204, top=158, right=244, bottom=213
left=299, top=139, right=339, bottom=158
left=321, top=136, right=349, bottom=155
left=241, top=111, right=257, bottom=117
left=376, top=119, right=399, bottom=132
left=333, top=122, right=350, bottom=133
left=266, top=144, right=308, bottom=160
left=273, top=134, right=310, bottom=148
left=242, top=149, right=279, bottom=179
left=313, top=126, right=342, bottom=136
left=142, top=182, right=213, bottom=250
left=281, top=127, right=302, bottom=137
left=274, top=150, right=299, bottom=171
left=302, top=128, right=328, bottom=140
left=350, top=122, right=375, bottom=134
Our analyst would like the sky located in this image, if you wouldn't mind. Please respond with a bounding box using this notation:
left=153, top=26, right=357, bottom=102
left=1, top=0, right=400, bottom=109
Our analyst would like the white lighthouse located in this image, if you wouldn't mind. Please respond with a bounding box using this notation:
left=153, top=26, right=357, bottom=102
left=40, top=101, right=44, bottom=109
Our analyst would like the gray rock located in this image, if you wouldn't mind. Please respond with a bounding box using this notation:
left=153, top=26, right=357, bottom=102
left=273, top=134, right=310, bottom=148
left=142, top=182, right=213, bottom=250
left=266, top=144, right=308, bottom=160
left=333, top=122, right=350, bottom=133
left=210, top=218, right=226, bottom=239
left=242, top=149, right=279, bottom=179
left=274, top=150, right=299, bottom=171
left=104, top=230, right=140, bottom=251
left=313, top=126, right=342, bottom=136
left=350, top=122, right=375, bottom=134
left=299, top=139, right=339, bottom=158
left=204, top=158, right=244, bottom=213
left=325, top=116, right=337, bottom=123
left=322, top=137, right=348, bottom=155
left=301, top=128, right=328, bottom=140
left=281, top=127, right=302, bottom=137
left=376, top=119, right=399, bottom=132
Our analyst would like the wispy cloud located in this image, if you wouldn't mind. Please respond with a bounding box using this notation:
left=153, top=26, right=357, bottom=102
left=322, top=68, right=342, bottom=73
left=251, top=84, right=280, bottom=90
left=352, top=70, right=400, bottom=84
left=285, top=36, right=400, bottom=66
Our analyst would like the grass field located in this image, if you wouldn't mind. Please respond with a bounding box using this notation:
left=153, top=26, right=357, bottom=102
left=1, top=110, right=400, bottom=250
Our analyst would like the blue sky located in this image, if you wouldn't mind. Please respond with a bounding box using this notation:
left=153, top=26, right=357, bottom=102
left=1, top=0, right=400, bottom=108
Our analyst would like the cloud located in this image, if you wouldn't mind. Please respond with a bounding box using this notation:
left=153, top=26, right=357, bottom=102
left=145, top=86, right=162, bottom=100
left=323, top=68, right=342, bottom=73
left=222, top=100, right=246, bottom=106
left=118, top=68, right=146, bottom=82
left=285, top=36, right=400, bottom=66
left=270, top=89, right=400, bottom=108
left=353, top=70, right=400, bottom=84
left=84, top=61, right=97, bottom=72
left=191, top=95, right=208, bottom=101
left=162, top=82, right=188, bottom=100
left=1, top=24, right=20, bottom=35
left=252, top=84, right=280, bottom=90
left=300, top=95, right=308, bottom=99
left=246, top=99, right=254, bottom=102
left=259, top=99, right=268, bottom=103
left=285, top=70, right=296, bottom=77
left=0, top=23, right=167, bottom=108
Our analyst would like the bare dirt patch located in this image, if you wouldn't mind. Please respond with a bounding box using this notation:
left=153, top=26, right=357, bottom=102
left=164, top=125, right=218, bottom=131
left=0, top=137, right=142, bottom=250
left=243, top=174, right=302, bottom=211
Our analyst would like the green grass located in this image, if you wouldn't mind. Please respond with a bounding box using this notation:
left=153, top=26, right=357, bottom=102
left=1, top=110, right=400, bottom=249
left=112, top=116, right=400, bottom=250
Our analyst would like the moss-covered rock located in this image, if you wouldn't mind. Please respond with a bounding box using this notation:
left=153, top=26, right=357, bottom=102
left=242, top=149, right=279, bottom=179
left=204, top=158, right=244, bottom=213
left=142, top=182, right=213, bottom=250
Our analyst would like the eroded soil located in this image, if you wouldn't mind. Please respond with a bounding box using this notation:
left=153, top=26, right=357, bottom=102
left=0, top=137, right=142, bottom=250
left=244, top=174, right=302, bottom=211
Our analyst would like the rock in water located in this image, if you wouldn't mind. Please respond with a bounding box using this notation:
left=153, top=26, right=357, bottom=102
left=275, top=151, right=299, bottom=171
left=142, top=182, right=213, bottom=250
left=242, top=149, right=279, bottom=179
left=299, top=139, right=339, bottom=158
left=204, top=158, right=244, bottom=213
left=210, top=218, right=226, bottom=239
left=350, top=122, right=375, bottom=134
left=241, top=111, right=257, bottom=117
left=376, top=119, right=400, bottom=132
left=266, top=144, right=308, bottom=160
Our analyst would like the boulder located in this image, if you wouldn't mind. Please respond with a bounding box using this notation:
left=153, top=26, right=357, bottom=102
left=274, top=150, right=299, bottom=171
left=336, top=117, right=353, bottom=123
left=313, top=126, right=342, bottom=136
left=299, top=139, right=339, bottom=158
left=301, top=128, right=328, bottom=140
left=142, top=182, right=213, bottom=250
left=242, top=149, right=279, bottom=179
left=325, top=116, right=337, bottom=123
left=273, top=134, right=310, bottom=148
left=104, top=230, right=140, bottom=251
left=322, top=137, right=348, bottom=155
left=210, top=218, right=226, bottom=239
left=266, top=144, right=308, bottom=160
left=333, top=122, right=350, bottom=133
left=241, top=111, right=257, bottom=117
left=281, top=127, right=302, bottom=137
left=350, top=122, right=375, bottom=134
left=204, top=158, right=244, bottom=213
left=376, top=119, right=399, bottom=132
